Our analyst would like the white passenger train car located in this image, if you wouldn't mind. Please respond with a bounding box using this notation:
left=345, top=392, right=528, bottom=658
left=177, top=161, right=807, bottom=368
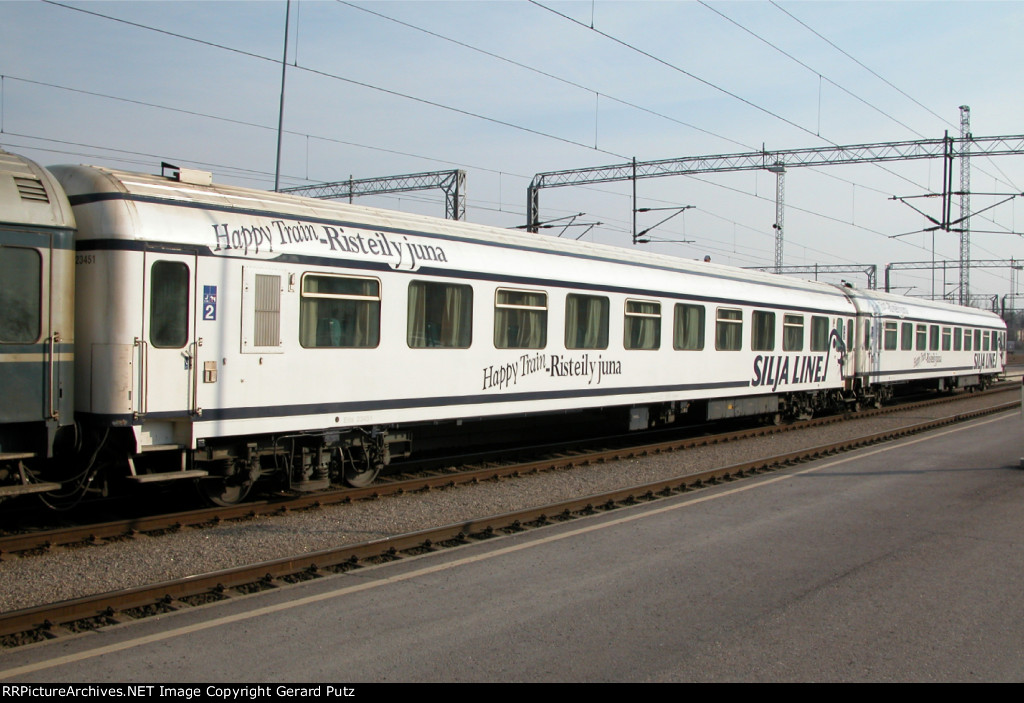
left=48, top=162, right=872, bottom=499
left=0, top=155, right=1003, bottom=504
left=845, top=287, right=1005, bottom=400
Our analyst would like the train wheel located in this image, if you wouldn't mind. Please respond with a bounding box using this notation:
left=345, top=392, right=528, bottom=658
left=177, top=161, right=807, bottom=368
left=198, top=476, right=254, bottom=506
left=343, top=462, right=381, bottom=487
left=196, top=458, right=262, bottom=506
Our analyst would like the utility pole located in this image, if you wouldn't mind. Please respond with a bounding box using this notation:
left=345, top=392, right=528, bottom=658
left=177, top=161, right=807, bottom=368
left=959, top=105, right=971, bottom=305
left=274, top=0, right=291, bottom=192
left=768, top=162, right=785, bottom=271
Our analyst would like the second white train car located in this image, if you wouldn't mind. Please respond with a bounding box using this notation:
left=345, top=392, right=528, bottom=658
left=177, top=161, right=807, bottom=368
left=844, top=287, right=1005, bottom=402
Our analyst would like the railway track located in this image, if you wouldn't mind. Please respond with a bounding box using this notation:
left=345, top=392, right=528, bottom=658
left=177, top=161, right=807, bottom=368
left=0, top=384, right=1016, bottom=560
left=0, top=385, right=1018, bottom=649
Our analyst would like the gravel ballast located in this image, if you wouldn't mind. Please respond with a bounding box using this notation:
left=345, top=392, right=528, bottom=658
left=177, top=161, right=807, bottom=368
left=1, top=388, right=1019, bottom=614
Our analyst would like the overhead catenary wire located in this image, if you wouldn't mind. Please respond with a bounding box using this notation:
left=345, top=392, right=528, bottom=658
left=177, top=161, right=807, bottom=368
left=697, top=1, right=926, bottom=139
left=25, top=67, right=908, bottom=243
left=0, top=75, right=533, bottom=182
left=41, top=0, right=630, bottom=161
left=526, top=0, right=1019, bottom=289
left=338, top=0, right=754, bottom=152
left=13, top=1, right=1020, bottom=295
left=16, top=3, right=945, bottom=212
left=344, top=0, right=970, bottom=262
left=769, top=0, right=954, bottom=130
left=334, top=1, right=922, bottom=224
left=769, top=1, right=1021, bottom=193
left=530, top=0, right=941, bottom=197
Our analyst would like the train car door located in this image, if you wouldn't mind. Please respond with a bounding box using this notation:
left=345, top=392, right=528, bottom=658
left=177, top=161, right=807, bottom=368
left=840, top=316, right=855, bottom=389
left=0, top=238, right=46, bottom=425
left=139, top=250, right=199, bottom=421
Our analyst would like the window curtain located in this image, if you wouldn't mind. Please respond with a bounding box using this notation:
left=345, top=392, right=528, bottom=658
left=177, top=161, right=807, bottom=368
left=674, top=305, right=704, bottom=350
left=566, top=295, right=607, bottom=349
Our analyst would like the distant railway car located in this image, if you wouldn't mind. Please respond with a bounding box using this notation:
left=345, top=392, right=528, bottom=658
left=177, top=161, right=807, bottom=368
left=844, top=287, right=1005, bottom=404
left=0, top=150, right=75, bottom=499
left=0, top=149, right=1008, bottom=506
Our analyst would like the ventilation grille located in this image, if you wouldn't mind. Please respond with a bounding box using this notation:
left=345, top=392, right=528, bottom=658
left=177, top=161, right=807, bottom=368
left=253, top=274, right=281, bottom=347
left=13, top=176, right=49, bottom=203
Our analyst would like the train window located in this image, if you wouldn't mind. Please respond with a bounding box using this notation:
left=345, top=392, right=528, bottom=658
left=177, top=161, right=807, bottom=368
left=964, top=329, right=972, bottom=351
left=983, top=331, right=991, bottom=351
left=150, top=261, right=189, bottom=349
left=673, top=303, right=705, bottom=351
left=847, top=319, right=854, bottom=354
left=408, top=281, right=472, bottom=348
left=916, top=324, right=927, bottom=351
left=300, top=274, right=380, bottom=349
left=953, top=328, right=962, bottom=351
left=929, top=325, right=939, bottom=351
left=751, top=311, right=775, bottom=351
left=624, top=300, right=661, bottom=350
left=901, top=322, right=913, bottom=351
left=974, top=329, right=981, bottom=350
left=810, top=316, right=829, bottom=352
left=565, top=294, right=609, bottom=349
left=941, top=327, right=951, bottom=351
left=715, top=308, right=743, bottom=351
left=494, top=289, right=547, bottom=349
left=783, top=314, right=803, bottom=351
left=883, top=322, right=898, bottom=350
left=0, top=246, right=41, bottom=343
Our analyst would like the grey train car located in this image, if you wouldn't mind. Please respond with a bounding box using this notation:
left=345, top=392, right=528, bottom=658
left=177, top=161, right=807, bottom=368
left=0, top=150, right=76, bottom=499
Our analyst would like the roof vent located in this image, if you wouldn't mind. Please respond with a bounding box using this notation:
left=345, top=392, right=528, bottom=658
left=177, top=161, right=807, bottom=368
left=161, top=161, right=213, bottom=187
left=13, top=176, right=49, bottom=203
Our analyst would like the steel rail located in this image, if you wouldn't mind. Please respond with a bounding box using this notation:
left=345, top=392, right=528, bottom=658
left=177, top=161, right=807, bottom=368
left=0, top=397, right=1018, bottom=647
left=0, top=385, right=1016, bottom=559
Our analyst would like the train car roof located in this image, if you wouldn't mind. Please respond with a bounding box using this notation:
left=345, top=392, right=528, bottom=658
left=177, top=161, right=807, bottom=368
left=42, top=161, right=1002, bottom=323
left=46, top=163, right=855, bottom=300
left=839, top=284, right=1005, bottom=327
left=0, top=149, right=75, bottom=231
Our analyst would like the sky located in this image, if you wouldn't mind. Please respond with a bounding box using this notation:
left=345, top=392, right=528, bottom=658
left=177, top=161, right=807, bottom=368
left=2, top=0, right=1023, bottom=305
